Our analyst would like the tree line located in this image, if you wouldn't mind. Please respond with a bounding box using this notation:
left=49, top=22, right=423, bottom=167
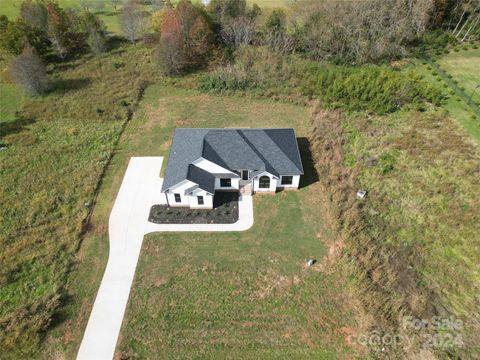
left=0, top=0, right=108, bottom=95
left=1, top=0, right=478, bottom=95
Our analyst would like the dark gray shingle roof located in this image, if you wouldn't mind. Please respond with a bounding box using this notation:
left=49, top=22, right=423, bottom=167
left=186, top=164, right=215, bottom=194
left=161, top=128, right=303, bottom=192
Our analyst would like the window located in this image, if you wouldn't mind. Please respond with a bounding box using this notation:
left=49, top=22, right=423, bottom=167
left=259, top=176, right=270, bottom=189
left=174, top=193, right=181, bottom=203
left=220, top=178, right=231, bottom=187
left=281, top=176, right=293, bottom=185
left=242, top=170, right=249, bottom=180
left=197, top=196, right=204, bottom=205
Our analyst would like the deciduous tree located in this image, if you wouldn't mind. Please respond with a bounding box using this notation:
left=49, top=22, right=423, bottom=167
left=120, top=0, right=148, bottom=44
left=20, top=0, right=48, bottom=32
left=156, top=1, right=211, bottom=73
left=80, top=10, right=107, bottom=54
left=10, top=45, right=51, bottom=95
left=220, top=16, right=255, bottom=48
left=0, top=17, right=47, bottom=55
left=47, top=2, right=74, bottom=58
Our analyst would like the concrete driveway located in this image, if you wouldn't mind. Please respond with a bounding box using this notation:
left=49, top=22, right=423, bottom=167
left=77, top=157, right=253, bottom=360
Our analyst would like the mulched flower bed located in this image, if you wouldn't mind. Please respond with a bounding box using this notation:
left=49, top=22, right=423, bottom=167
left=148, top=192, right=239, bottom=224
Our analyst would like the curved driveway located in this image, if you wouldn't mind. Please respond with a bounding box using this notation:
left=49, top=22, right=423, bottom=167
left=77, top=157, right=253, bottom=360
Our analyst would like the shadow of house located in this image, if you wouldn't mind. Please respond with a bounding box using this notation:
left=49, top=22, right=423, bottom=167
left=213, top=192, right=239, bottom=209
left=297, top=137, right=319, bottom=189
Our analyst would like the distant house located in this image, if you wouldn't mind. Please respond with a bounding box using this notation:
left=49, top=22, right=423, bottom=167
left=161, top=128, right=304, bottom=209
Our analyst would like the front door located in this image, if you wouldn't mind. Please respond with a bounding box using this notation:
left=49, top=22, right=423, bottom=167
left=242, top=170, right=249, bottom=181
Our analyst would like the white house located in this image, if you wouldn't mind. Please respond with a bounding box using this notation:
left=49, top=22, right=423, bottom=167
left=161, top=128, right=304, bottom=209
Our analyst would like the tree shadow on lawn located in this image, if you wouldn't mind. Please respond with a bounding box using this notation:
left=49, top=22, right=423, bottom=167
left=297, top=137, right=319, bottom=189
left=50, top=78, right=92, bottom=95
left=0, top=116, right=35, bottom=140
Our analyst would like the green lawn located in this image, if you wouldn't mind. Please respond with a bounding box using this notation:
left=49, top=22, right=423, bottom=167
left=0, top=82, right=21, bottom=124
left=414, top=58, right=480, bottom=144
left=438, top=48, right=480, bottom=103
left=45, top=83, right=362, bottom=359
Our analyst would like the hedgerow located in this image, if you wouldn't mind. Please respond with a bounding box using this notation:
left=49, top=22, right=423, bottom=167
left=200, top=46, right=444, bottom=114
left=301, top=64, right=444, bottom=114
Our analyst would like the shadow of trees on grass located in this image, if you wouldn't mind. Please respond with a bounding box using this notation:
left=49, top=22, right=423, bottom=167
left=0, top=116, right=35, bottom=141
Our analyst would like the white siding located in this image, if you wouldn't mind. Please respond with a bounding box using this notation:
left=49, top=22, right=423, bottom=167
left=253, top=172, right=277, bottom=192
left=167, top=180, right=198, bottom=207
left=166, top=192, right=189, bottom=207
left=277, top=175, right=300, bottom=189
left=214, top=177, right=240, bottom=191
left=188, top=189, right=213, bottom=209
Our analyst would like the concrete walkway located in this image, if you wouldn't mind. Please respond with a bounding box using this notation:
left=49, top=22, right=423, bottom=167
left=77, top=157, right=253, bottom=360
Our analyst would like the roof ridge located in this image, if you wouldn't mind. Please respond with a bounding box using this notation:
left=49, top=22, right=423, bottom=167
left=264, top=129, right=303, bottom=174
left=236, top=130, right=276, bottom=176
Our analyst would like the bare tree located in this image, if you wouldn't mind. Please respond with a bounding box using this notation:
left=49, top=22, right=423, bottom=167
left=11, top=45, right=51, bottom=95
left=120, top=0, right=148, bottom=44
left=20, top=0, right=48, bottom=31
left=155, top=34, right=187, bottom=74
left=220, top=16, right=255, bottom=48
left=297, top=0, right=435, bottom=64
left=266, top=32, right=295, bottom=55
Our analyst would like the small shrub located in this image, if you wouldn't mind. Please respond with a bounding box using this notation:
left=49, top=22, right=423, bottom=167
left=200, top=63, right=253, bottom=92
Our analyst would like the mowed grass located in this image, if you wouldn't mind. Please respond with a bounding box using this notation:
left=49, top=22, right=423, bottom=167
left=0, top=45, right=160, bottom=358
left=91, top=85, right=363, bottom=358
left=415, top=59, right=480, bottom=144
left=438, top=48, right=480, bottom=103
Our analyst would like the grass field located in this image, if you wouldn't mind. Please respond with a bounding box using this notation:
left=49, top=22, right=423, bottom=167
left=0, top=83, right=21, bottom=124
left=347, top=110, right=480, bottom=356
left=248, top=0, right=296, bottom=7
left=414, top=51, right=480, bottom=144
left=438, top=48, right=480, bottom=104
left=0, top=45, right=160, bottom=358
left=0, top=0, right=126, bottom=34
left=40, top=85, right=364, bottom=359
left=44, top=84, right=361, bottom=359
